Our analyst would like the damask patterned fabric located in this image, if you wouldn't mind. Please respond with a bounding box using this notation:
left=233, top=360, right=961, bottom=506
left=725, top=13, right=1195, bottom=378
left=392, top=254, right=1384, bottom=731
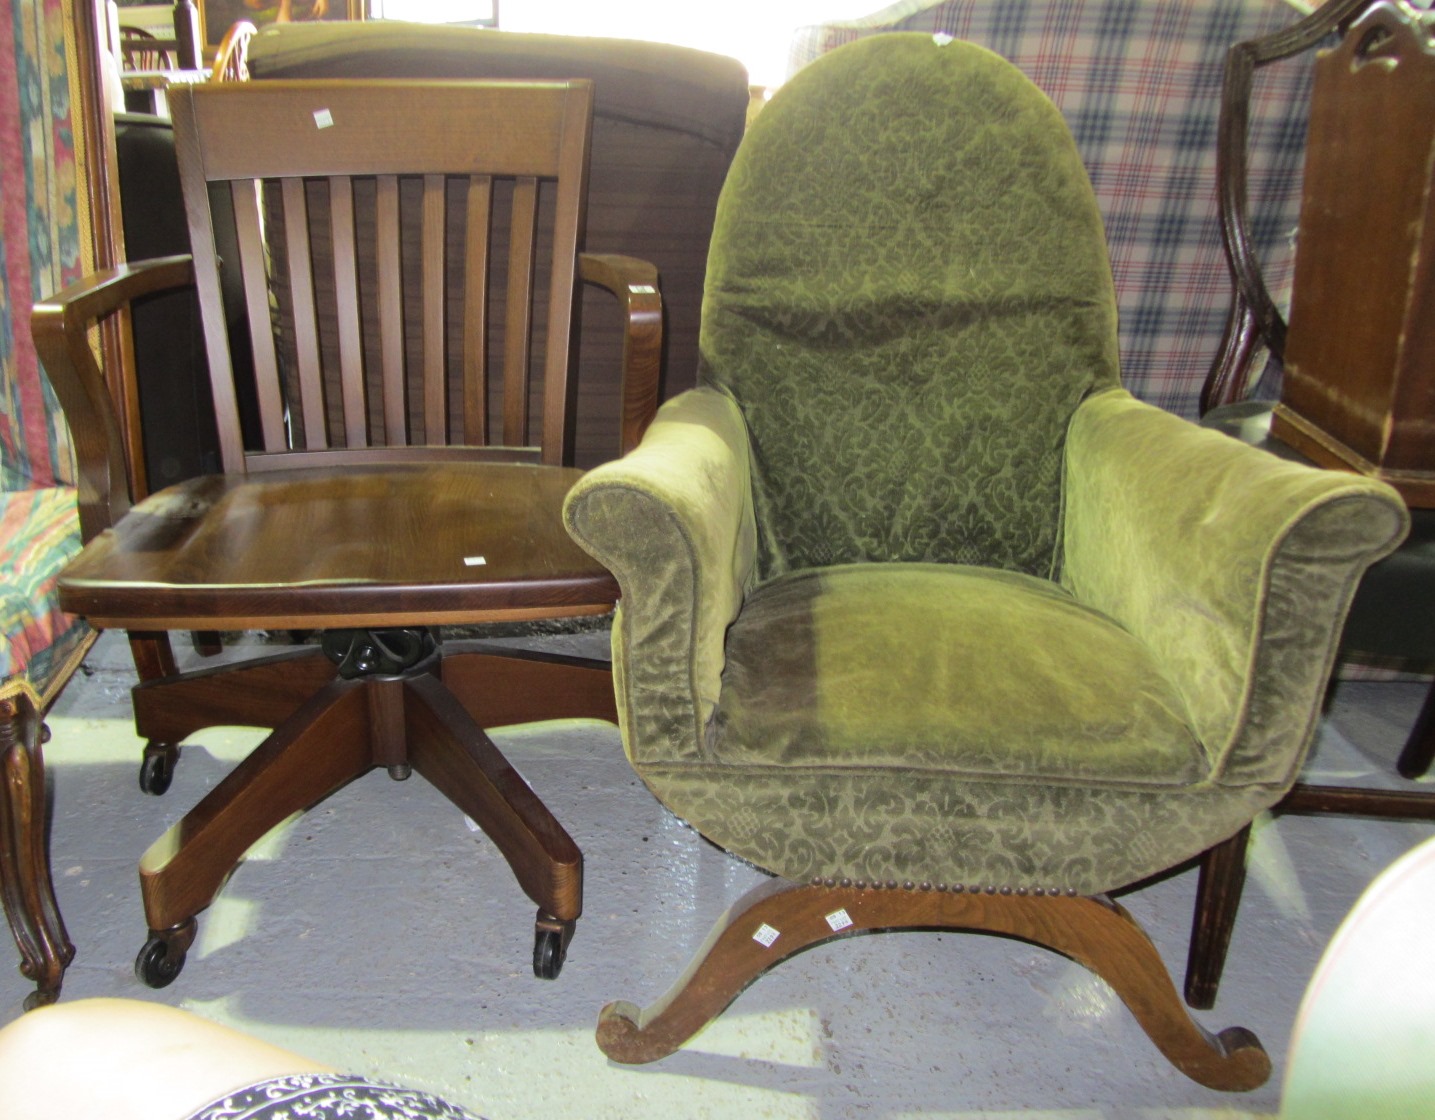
left=564, top=35, right=1409, bottom=896
left=702, top=33, right=1119, bottom=581
left=187, top=1074, right=486, bottom=1120
left=788, top=0, right=1316, bottom=419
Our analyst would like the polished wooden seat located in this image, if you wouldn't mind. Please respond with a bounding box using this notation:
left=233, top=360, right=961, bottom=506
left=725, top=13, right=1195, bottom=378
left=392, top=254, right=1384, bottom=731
left=33, top=78, right=661, bottom=986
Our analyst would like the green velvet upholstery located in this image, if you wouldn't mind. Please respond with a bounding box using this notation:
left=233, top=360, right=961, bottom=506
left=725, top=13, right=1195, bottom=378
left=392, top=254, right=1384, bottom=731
left=704, top=34, right=1119, bottom=581
left=563, top=34, right=1409, bottom=897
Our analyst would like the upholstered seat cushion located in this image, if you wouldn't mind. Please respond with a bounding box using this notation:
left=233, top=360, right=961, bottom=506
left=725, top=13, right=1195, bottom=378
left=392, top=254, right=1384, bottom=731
left=0, top=487, right=88, bottom=702
left=713, top=562, right=1205, bottom=783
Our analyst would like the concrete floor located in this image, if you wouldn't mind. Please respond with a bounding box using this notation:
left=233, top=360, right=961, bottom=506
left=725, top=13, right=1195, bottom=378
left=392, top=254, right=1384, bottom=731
left=3, top=628, right=1432, bottom=1119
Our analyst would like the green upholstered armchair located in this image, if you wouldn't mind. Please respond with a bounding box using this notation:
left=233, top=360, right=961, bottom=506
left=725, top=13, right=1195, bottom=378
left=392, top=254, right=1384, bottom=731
left=562, top=34, right=1409, bottom=1090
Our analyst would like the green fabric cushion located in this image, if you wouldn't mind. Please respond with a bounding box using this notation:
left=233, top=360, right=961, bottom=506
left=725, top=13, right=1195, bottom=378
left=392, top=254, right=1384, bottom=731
left=714, top=563, right=1204, bottom=784
left=700, top=33, right=1119, bottom=581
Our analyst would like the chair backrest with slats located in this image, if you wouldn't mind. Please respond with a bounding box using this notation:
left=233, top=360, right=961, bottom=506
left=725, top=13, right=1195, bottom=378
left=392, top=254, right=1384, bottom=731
left=119, top=25, right=179, bottom=71
left=167, top=79, right=593, bottom=473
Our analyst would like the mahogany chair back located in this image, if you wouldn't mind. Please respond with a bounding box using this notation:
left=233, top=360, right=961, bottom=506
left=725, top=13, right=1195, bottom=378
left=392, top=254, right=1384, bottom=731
left=118, top=25, right=178, bottom=71
left=168, top=79, right=594, bottom=475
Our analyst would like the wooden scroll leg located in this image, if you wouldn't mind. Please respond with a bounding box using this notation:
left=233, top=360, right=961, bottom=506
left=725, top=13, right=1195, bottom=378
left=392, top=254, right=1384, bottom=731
left=1, top=698, right=75, bottom=1010
left=597, top=879, right=1270, bottom=1092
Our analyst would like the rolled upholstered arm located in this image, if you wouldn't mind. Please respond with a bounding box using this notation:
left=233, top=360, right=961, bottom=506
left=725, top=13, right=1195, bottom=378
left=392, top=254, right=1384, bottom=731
left=1061, top=387, right=1409, bottom=789
left=563, top=386, right=757, bottom=765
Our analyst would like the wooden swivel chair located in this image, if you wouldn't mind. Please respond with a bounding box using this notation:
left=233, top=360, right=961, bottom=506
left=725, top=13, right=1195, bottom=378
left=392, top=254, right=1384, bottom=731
left=1187, top=0, right=1435, bottom=1011
left=32, top=78, right=661, bottom=986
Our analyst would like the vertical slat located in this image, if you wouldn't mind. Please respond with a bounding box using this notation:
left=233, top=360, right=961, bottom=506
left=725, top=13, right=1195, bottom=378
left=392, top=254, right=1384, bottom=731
left=329, top=175, right=367, bottom=447
left=463, top=176, right=493, bottom=445
left=540, top=86, right=593, bottom=466
left=376, top=174, right=406, bottom=444
left=422, top=174, right=447, bottom=444
left=503, top=177, right=539, bottom=448
left=230, top=180, right=287, bottom=452
left=281, top=177, right=327, bottom=450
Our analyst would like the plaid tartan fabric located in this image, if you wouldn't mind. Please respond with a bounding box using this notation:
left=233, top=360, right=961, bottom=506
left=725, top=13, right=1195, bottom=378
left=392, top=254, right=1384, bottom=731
left=0, top=486, right=87, bottom=700
left=788, top=0, right=1315, bottom=418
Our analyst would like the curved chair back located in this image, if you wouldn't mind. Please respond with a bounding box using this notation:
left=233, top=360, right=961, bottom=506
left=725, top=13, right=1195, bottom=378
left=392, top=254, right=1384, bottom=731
left=701, top=34, right=1120, bottom=580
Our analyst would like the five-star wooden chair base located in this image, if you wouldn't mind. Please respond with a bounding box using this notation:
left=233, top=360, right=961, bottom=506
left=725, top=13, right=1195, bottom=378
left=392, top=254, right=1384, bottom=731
left=596, top=877, right=1271, bottom=1092
left=130, top=641, right=612, bottom=987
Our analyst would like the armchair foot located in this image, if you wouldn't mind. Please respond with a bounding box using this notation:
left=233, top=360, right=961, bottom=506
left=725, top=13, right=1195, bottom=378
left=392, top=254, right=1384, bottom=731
left=597, top=877, right=1270, bottom=1091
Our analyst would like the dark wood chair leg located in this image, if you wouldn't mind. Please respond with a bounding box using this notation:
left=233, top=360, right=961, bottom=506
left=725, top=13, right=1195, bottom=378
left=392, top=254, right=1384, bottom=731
left=132, top=648, right=337, bottom=745
left=189, top=631, right=224, bottom=657
left=0, top=695, right=75, bottom=1010
left=128, top=632, right=182, bottom=795
left=128, top=631, right=178, bottom=684
left=403, top=673, right=582, bottom=924
left=1395, top=677, right=1435, bottom=780
left=1184, top=825, right=1252, bottom=1011
left=440, top=644, right=616, bottom=727
left=138, top=678, right=372, bottom=937
left=128, top=646, right=337, bottom=796
left=598, top=878, right=1269, bottom=1091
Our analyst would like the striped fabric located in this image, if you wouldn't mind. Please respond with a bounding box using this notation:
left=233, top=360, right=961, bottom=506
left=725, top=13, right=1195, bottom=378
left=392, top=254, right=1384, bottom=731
left=0, top=486, right=87, bottom=702
left=2, top=0, right=81, bottom=491
left=788, top=0, right=1315, bottom=419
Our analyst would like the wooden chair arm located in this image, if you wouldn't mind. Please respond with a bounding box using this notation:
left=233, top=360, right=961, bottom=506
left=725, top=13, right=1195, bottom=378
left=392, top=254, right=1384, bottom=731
left=31, top=255, right=195, bottom=542
left=579, top=252, right=663, bottom=456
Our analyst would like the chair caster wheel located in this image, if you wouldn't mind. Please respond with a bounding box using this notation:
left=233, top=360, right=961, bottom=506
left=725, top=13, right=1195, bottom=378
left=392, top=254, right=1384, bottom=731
left=534, top=927, right=567, bottom=980
left=138, top=744, right=178, bottom=795
left=135, top=935, right=187, bottom=988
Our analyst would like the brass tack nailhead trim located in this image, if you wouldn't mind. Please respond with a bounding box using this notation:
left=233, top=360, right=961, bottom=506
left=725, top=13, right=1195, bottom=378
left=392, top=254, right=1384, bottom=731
left=809, top=877, right=1081, bottom=896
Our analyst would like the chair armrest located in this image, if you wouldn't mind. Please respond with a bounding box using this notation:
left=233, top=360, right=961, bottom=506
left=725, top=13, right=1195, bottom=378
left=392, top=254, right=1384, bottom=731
left=31, top=255, right=194, bottom=542
left=564, top=385, right=756, bottom=765
left=579, top=252, right=663, bottom=456
left=1061, top=388, right=1409, bottom=787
